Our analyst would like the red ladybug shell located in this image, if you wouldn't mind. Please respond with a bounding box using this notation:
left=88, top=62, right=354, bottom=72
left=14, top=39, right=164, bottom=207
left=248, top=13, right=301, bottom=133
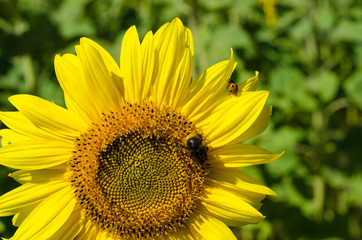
left=228, top=80, right=238, bottom=95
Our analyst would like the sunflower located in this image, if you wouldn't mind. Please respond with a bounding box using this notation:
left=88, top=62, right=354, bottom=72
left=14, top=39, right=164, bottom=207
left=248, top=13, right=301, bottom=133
left=0, top=18, right=283, bottom=240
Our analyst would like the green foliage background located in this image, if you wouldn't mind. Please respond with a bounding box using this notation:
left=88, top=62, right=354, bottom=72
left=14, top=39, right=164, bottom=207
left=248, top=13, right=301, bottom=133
left=0, top=0, right=361, bottom=239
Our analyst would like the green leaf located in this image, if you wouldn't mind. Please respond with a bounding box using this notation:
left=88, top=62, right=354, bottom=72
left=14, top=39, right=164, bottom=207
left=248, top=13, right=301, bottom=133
left=266, top=151, right=299, bottom=177
left=269, top=66, right=318, bottom=112
left=315, top=4, right=335, bottom=32
left=330, top=20, right=362, bottom=42
left=198, top=0, right=234, bottom=10
left=260, top=126, right=304, bottom=177
left=295, top=91, right=319, bottom=112
left=290, top=18, right=313, bottom=42
left=343, top=70, right=362, bottom=109
left=0, top=220, right=6, bottom=235
left=50, top=0, right=95, bottom=39
left=353, top=45, right=362, bottom=69
left=272, top=176, right=314, bottom=217
left=269, top=67, right=304, bottom=96
left=310, top=72, right=339, bottom=102
left=322, top=167, right=349, bottom=189
left=347, top=173, right=362, bottom=207
left=38, top=77, right=65, bottom=108
left=198, top=24, right=253, bottom=66
left=212, top=24, right=252, bottom=50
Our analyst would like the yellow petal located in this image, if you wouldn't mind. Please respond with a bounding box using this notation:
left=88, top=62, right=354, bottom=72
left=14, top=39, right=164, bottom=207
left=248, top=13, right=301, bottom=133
left=188, top=211, right=236, bottom=240
left=96, top=231, right=114, bottom=240
left=0, top=180, right=68, bottom=216
left=168, top=227, right=194, bottom=240
left=11, top=186, right=76, bottom=240
left=12, top=209, right=32, bottom=227
left=140, top=31, right=156, bottom=100
left=165, top=27, right=193, bottom=109
left=237, top=106, right=271, bottom=142
left=209, top=143, right=284, bottom=168
left=50, top=206, right=82, bottom=240
left=0, top=129, right=30, bottom=146
left=54, top=53, right=102, bottom=123
left=207, top=168, right=276, bottom=197
left=205, top=178, right=264, bottom=210
left=120, top=26, right=142, bottom=102
left=181, top=50, right=236, bottom=120
left=0, top=111, right=74, bottom=142
left=85, top=38, right=122, bottom=79
left=76, top=38, right=124, bottom=113
left=9, top=168, right=66, bottom=184
left=153, top=21, right=169, bottom=42
left=8, top=95, right=86, bottom=140
left=185, top=27, right=194, bottom=56
left=95, top=229, right=117, bottom=240
left=239, top=71, right=259, bottom=92
left=153, top=18, right=190, bottom=105
left=169, top=46, right=193, bottom=109
left=0, top=140, right=71, bottom=170
left=200, top=185, right=265, bottom=226
left=201, top=91, right=269, bottom=148
left=142, top=21, right=167, bottom=103
left=76, top=220, right=98, bottom=240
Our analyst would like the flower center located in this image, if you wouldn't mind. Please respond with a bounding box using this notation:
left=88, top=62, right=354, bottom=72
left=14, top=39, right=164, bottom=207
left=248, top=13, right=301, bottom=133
left=68, top=101, right=208, bottom=239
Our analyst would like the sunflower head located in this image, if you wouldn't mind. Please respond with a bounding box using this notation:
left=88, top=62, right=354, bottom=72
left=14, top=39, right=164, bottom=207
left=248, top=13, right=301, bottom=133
left=0, top=18, right=283, bottom=239
left=68, top=101, right=208, bottom=238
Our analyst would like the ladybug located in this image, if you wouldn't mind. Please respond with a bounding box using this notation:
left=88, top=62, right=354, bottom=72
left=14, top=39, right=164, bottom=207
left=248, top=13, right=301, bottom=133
left=227, top=80, right=238, bottom=95
left=184, top=134, right=208, bottom=164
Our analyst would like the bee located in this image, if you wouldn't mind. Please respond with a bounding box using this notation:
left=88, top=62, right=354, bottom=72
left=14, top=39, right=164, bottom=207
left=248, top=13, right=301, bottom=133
left=227, top=80, right=238, bottom=95
left=184, top=134, right=208, bottom=164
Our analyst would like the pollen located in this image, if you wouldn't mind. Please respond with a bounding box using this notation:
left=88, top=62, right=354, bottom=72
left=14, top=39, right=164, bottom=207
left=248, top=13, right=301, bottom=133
left=67, top=101, right=208, bottom=239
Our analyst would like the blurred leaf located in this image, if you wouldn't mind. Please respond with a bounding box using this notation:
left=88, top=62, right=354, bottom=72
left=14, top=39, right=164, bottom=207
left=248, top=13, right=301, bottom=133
left=161, top=1, right=191, bottom=21
left=233, top=0, right=256, bottom=18
left=315, top=4, right=335, bottom=32
left=240, top=220, right=273, bottom=239
left=198, top=0, right=234, bottom=10
left=211, top=24, right=253, bottom=55
left=273, top=176, right=314, bottom=217
left=37, top=76, right=65, bottom=107
left=269, top=67, right=304, bottom=96
left=343, top=70, right=362, bottom=109
left=0, top=61, right=25, bottom=91
left=266, top=151, right=299, bottom=177
left=322, top=167, right=349, bottom=189
left=51, top=0, right=95, bottom=39
left=262, top=126, right=303, bottom=152
left=290, top=18, right=312, bottom=42
left=295, top=90, right=319, bottom=112
left=0, top=220, right=5, bottom=235
left=330, top=20, right=362, bottom=42
left=242, top=165, right=265, bottom=183
left=261, top=126, right=303, bottom=177
left=196, top=24, right=253, bottom=67
left=310, top=72, right=339, bottom=102
left=353, top=45, right=362, bottom=69
left=269, top=66, right=318, bottom=112
left=349, top=6, right=362, bottom=20
left=348, top=173, right=362, bottom=207
left=276, top=10, right=301, bottom=30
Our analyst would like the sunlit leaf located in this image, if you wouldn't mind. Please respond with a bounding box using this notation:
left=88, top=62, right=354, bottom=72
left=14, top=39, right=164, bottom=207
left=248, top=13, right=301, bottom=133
left=343, top=70, right=362, bottom=109
left=310, top=72, right=339, bottom=102
left=331, top=20, right=362, bottom=42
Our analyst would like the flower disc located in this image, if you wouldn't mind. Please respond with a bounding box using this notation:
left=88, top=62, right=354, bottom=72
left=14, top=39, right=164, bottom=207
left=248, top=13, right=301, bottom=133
left=68, top=101, right=207, bottom=239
